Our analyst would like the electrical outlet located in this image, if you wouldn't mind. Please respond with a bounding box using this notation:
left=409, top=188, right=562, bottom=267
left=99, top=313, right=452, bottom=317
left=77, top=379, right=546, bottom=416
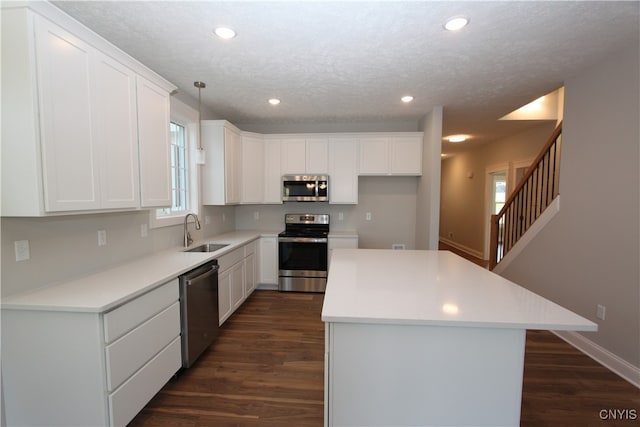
left=448, top=232, right=454, bottom=238
left=596, top=304, right=606, bottom=320
left=141, top=223, right=148, bottom=238
left=392, top=243, right=406, bottom=250
left=14, top=240, right=30, bottom=262
left=254, top=211, right=260, bottom=220
left=365, top=212, right=372, bottom=221
left=338, top=212, right=344, bottom=221
left=97, top=230, right=107, bottom=246
left=205, top=216, right=211, bottom=225
left=222, top=213, right=227, bottom=222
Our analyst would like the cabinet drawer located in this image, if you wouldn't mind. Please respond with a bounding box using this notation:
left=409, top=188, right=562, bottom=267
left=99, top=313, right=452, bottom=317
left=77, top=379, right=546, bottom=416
left=103, top=279, right=178, bottom=343
left=218, top=247, right=244, bottom=271
left=105, top=302, right=180, bottom=391
left=108, top=336, right=181, bottom=427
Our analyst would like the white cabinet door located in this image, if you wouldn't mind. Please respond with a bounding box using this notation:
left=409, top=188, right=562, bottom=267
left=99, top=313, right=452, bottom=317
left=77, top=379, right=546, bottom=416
left=391, top=136, right=423, bottom=175
left=358, top=137, right=389, bottom=175
left=263, top=139, right=282, bottom=204
left=137, top=76, right=171, bottom=207
left=230, top=261, right=245, bottom=311
left=225, top=127, right=242, bottom=204
left=280, top=138, right=306, bottom=174
left=281, top=137, right=329, bottom=174
left=36, top=16, right=100, bottom=212
left=218, top=267, right=232, bottom=325
left=92, top=51, right=140, bottom=209
left=245, top=252, right=256, bottom=297
left=259, top=236, right=279, bottom=285
left=241, top=134, right=264, bottom=204
left=306, top=137, right=329, bottom=174
left=329, top=138, right=358, bottom=204
left=359, top=136, right=423, bottom=176
left=202, top=121, right=242, bottom=206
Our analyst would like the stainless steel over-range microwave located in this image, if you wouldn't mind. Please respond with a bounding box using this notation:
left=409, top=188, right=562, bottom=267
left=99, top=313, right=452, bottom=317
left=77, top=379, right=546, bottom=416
left=282, top=175, right=329, bottom=202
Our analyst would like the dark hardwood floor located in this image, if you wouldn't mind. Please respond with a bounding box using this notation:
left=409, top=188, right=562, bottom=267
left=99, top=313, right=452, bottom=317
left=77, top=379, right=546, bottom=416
left=130, top=290, right=639, bottom=427
left=129, top=291, right=325, bottom=427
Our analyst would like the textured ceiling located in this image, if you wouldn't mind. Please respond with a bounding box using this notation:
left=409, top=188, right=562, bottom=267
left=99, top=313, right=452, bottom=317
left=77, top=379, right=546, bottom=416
left=53, top=1, right=639, bottom=152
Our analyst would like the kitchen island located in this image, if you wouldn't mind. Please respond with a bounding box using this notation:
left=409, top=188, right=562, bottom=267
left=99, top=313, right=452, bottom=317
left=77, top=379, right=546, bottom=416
left=321, top=249, right=597, bottom=427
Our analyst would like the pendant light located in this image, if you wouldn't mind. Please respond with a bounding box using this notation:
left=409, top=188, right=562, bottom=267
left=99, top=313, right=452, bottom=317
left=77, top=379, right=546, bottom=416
left=194, top=81, right=206, bottom=165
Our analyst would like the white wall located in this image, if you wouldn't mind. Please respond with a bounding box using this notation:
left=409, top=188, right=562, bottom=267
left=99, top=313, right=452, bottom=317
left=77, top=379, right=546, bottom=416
left=416, top=107, right=443, bottom=249
left=235, top=176, right=419, bottom=250
left=0, top=206, right=235, bottom=297
left=500, top=42, right=640, bottom=371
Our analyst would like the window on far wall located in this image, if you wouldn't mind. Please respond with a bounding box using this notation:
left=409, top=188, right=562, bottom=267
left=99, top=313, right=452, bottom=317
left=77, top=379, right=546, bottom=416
left=493, top=174, right=507, bottom=214
left=157, top=122, right=189, bottom=216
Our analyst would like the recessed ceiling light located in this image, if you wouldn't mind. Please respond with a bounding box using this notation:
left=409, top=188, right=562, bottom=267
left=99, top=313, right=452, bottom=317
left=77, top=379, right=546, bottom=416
left=214, top=27, right=236, bottom=39
left=268, top=98, right=281, bottom=105
left=447, top=134, right=469, bottom=143
left=401, top=95, right=414, bottom=103
left=444, top=17, right=469, bottom=31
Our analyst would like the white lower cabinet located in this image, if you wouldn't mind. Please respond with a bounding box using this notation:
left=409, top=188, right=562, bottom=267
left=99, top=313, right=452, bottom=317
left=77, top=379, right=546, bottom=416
left=258, top=236, right=279, bottom=286
left=217, top=239, right=259, bottom=325
left=1, top=279, right=181, bottom=426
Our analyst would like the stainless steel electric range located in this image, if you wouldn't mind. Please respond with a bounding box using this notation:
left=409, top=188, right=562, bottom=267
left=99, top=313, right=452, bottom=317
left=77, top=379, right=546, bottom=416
left=278, top=213, right=329, bottom=292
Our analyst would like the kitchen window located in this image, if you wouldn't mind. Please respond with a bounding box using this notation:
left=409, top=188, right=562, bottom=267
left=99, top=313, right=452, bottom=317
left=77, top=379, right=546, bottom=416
left=150, top=99, right=199, bottom=228
left=158, top=122, right=189, bottom=215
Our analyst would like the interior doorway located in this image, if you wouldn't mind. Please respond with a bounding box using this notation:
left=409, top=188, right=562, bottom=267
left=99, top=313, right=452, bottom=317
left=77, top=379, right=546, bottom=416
left=484, top=164, right=508, bottom=259
left=483, top=160, right=533, bottom=259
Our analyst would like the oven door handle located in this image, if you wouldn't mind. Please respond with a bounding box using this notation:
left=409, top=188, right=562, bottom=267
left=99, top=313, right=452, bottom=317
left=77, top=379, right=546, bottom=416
left=279, top=237, right=328, bottom=243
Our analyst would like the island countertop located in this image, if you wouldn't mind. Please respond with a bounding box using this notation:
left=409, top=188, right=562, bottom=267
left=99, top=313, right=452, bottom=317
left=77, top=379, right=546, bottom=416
left=321, top=249, right=597, bottom=331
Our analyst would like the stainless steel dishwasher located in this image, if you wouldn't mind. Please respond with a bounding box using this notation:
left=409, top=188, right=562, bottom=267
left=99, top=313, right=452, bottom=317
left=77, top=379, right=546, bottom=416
left=179, top=260, right=219, bottom=368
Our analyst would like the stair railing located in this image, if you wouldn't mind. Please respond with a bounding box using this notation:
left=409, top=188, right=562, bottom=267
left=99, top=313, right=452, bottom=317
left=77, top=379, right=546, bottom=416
left=489, top=122, right=562, bottom=269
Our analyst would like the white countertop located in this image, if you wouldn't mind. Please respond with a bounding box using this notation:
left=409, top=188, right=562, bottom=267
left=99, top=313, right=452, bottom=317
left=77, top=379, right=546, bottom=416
left=1, top=230, right=276, bottom=313
left=322, top=249, right=597, bottom=331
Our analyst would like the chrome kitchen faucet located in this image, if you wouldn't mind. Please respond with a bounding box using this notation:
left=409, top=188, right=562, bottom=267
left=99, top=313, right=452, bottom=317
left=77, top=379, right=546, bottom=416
left=183, top=213, right=201, bottom=247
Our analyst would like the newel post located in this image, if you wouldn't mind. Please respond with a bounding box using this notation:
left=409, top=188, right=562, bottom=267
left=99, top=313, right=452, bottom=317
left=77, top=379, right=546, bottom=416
left=489, top=214, right=499, bottom=270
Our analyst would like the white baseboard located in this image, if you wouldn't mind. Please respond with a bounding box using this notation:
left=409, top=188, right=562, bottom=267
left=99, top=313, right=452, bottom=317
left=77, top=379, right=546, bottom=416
left=256, top=283, right=278, bottom=291
left=553, top=330, right=640, bottom=389
left=438, top=237, right=485, bottom=260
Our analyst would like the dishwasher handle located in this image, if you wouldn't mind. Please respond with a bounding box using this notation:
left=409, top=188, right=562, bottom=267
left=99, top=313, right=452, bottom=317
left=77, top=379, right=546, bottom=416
left=183, top=262, right=219, bottom=287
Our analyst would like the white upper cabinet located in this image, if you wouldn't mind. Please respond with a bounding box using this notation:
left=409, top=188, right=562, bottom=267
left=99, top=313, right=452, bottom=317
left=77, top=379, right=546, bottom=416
left=241, top=133, right=265, bottom=204
left=0, top=4, right=175, bottom=216
left=36, top=15, right=100, bottom=212
left=306, top=137, right=329, bottom=174
left=137, top=77, right=171, bottom=208
left=202, top=120, right=241, bottom=205
left=93, top=51, right=140, bottom=209
left=390, top=136, right=423, bottom=175
left=358, top=135, right=423, bottom=176
left=280, top=137, right=328, bottom=174
left=329, top=138, right=358, bottom=204
left=280, top=138, right=306, bottom=174
left=263, top=139, right=283, bottom=204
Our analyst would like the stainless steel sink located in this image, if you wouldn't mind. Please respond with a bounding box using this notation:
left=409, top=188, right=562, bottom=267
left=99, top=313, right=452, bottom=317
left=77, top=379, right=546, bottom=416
left=185, top=243, right=229, bottom=253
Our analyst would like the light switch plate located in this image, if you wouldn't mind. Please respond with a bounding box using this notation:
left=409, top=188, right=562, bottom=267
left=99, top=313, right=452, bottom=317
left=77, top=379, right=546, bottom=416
left=98, top=230, right=107, bottom=246
left=14, top=240, right=30, bottom=262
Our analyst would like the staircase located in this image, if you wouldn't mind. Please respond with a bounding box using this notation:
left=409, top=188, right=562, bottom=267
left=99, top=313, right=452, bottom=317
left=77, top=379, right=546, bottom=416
left=489, top=122, right=563, bottom=270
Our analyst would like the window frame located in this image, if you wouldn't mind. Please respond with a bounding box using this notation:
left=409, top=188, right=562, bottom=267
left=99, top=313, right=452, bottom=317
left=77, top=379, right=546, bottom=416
left=149, top=99, right=200, bottom=229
